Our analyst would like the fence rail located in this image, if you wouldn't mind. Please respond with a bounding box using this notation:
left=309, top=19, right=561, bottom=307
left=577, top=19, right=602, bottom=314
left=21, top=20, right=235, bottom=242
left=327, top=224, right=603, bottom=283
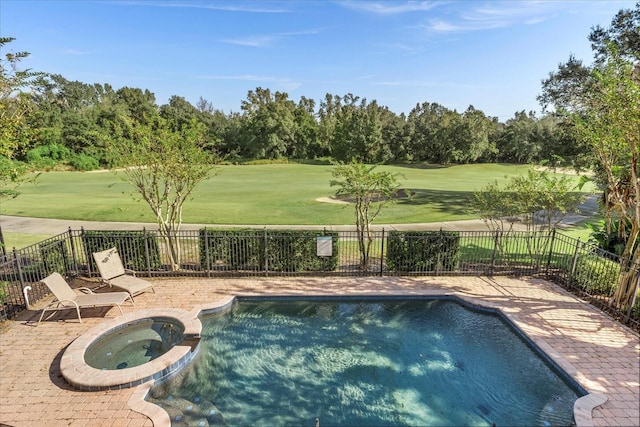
left=1, top=227, right=638, bottom=331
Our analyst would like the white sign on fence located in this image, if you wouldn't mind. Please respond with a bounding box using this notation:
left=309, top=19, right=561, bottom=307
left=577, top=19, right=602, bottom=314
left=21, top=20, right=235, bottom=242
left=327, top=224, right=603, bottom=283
left=316, top=236, right=333, bottom=256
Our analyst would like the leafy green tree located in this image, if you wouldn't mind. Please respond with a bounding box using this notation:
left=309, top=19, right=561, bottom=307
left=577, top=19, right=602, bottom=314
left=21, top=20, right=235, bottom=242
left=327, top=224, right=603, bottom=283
left=380, top=108, right=411, bottom=162
left=330, top=161, right=402, bottom=269
left=472, top=169, right=586, bottom=266
left=407, top=102, right=462, bottom=164
left=240, top=87, right=296, bottom=159
left=0, top=37, right=44, bottom=197
left=109, top=116, right=218, bottom=270
left=472, top=169, right=585, bottom=233
left=494, top=111, right=541, bottom=164
left=539, top=3, right=639, bottom=309
left=454, top=106, right=495, bottom=163
left=291, top=96, right=318, bottom=159
left=572, top=46, right=639, bottom=309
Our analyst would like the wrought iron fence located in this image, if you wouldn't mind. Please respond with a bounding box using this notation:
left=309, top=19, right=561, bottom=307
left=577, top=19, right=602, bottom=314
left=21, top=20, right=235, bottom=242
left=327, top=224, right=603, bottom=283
left=1, top=227, right=638, bottom=331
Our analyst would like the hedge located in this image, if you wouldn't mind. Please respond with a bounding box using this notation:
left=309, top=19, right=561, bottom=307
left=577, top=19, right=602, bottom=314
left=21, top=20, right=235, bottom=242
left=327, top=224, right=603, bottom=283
left=199, top=229, right=339, bottom=272
left=82, top=230, right=161, bottom=272
left=386, top=230, right=461, bottom=272
left=573, top=254, right=621, bottom=295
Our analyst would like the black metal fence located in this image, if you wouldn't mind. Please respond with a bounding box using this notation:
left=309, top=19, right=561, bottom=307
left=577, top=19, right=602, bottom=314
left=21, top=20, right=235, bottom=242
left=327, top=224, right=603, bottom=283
left=1, top=227, right=638, bottom=331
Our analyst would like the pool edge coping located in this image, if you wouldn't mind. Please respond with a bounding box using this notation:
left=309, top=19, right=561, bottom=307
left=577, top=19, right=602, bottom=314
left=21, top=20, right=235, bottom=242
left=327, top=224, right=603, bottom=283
left=128, top=292, right=608, bottom=427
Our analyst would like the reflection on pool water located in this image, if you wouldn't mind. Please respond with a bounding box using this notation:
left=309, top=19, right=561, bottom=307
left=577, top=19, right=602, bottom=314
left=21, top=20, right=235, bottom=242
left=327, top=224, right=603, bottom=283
left=148, top=297, right=585, bottom=426
left=85, top=318, right=185, bottom=370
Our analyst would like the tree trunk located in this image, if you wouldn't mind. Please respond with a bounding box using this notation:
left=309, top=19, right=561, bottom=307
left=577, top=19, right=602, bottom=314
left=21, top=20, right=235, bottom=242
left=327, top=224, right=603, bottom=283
left=611, top=224, right=639, bottom=309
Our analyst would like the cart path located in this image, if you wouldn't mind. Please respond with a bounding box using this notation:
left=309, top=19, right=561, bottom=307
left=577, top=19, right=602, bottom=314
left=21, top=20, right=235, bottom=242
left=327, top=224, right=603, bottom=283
left=0, top=195, right=599, bottom=235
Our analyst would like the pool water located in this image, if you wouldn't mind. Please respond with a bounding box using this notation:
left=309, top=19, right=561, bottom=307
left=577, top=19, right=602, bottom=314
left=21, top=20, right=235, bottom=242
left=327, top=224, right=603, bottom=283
left=148, top=298, right=584, bottom=426
left=85, top=318, right=185, bottom=370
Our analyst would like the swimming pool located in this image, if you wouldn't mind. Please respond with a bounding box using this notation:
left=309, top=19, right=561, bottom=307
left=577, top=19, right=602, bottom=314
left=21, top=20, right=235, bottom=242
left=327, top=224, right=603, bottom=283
left=147, top=297, right=585, bottom=426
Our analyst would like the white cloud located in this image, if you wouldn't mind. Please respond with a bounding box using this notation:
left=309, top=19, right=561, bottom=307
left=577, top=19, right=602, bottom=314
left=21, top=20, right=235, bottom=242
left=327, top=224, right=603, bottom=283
left=338, top=1, right=439, bottom=14
left=220, top=29, right=321, bottom=48
left=111, top=0, right=288, bottom=13
left=425, top=1, right=570, bottom=33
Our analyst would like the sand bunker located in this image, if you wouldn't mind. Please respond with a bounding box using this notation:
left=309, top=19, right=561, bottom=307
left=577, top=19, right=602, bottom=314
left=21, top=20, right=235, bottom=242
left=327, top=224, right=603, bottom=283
left=315, top=196, right=350, bottom=204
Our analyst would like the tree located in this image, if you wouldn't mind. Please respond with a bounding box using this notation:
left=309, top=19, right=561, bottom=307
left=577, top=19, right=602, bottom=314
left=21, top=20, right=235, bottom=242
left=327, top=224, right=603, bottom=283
left=0, top=37, right=43, bottom=197
left=330, top=161, right=402, bottom=269
left=572, top=45, right=639, bottom=309
left=109, top=116, right=217, bottom=271
left=472, top=169, right=585, bottom=233
left=472, top=169, right=586, bottom=266
left=240, top=87, right=296, bottom=159
left=539, top=3, right=639, bottom=310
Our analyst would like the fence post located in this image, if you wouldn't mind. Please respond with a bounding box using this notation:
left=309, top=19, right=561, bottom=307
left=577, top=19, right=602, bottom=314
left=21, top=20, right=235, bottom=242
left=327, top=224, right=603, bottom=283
left=379, top=228, right=385, bottom=277
left=264, top=227, right=269, bottom=277
left=436, top=228, right=443, bottom=275
left=68, top=227, right=80, bottom=276
left=13, top=248, right=26, bottom=304
left=204, top=229, right=211, bottom=278
left=569, top=238, right=582, bottom=285
left=490, top=229, right=499, bottom=275
left=545, top=228, right=557, bottom=276
left=143, top=227, right=152, bottom=276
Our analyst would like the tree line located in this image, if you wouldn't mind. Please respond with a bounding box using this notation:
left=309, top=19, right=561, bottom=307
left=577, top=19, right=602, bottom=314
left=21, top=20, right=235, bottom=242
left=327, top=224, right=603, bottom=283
left=2, top=45, right=583, bottom=174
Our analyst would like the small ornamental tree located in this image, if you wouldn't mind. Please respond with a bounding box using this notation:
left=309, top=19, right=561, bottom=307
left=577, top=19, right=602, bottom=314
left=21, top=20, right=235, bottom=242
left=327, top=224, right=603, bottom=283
left=473, top=169, right=586, bottom=232
left=472, top=169, right=586, bottom=262
left=330, top=160, right=402, bottom=269
left=109, top=116, right=218, bottom=271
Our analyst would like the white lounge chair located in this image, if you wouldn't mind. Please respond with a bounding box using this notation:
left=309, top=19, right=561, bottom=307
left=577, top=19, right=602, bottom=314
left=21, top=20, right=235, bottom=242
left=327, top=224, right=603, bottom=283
left=92, top=247, right=155, bottom=298
left=38, top=272, right=133, bottom=325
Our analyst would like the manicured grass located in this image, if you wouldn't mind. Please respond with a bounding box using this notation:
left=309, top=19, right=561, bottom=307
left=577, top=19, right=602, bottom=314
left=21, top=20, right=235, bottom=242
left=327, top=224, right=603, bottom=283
left=1, top=163, right=593, bottom=226
left=2, top=232, right=55, bottom=250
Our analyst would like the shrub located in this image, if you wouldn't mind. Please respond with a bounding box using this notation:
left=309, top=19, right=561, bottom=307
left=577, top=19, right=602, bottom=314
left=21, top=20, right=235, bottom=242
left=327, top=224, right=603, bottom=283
left=70, top=153, right=100, bottom=171
left=387, top=231, right=460, bottom=272
left=573, top=254, right=621, bottom=295
left=26, top=144, right=70, bottom=169
left=82, top=230, right=162, bottom=272
left=199, top=229, right=263, bottom=270
left=265, top=230, right=339, bottom=272
left=40, top=240, right=69, bottom=274
left=199, top=229, right=339, bottom=272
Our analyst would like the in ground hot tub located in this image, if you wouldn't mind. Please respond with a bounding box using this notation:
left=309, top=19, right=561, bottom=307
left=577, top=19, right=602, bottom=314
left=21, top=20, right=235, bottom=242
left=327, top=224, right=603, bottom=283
left=85, top=317, right=186, bottom=370
left=60, top=308, right=201, bottom=391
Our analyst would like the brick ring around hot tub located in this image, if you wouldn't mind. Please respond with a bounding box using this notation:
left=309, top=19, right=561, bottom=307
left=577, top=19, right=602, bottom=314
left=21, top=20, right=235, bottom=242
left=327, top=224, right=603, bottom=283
left=60, top=308, right=202, bottom=391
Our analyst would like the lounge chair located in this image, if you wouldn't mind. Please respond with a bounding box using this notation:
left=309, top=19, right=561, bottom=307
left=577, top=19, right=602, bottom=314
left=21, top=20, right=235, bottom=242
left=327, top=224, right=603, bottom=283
left=38, top=272, right=133, bottom=325
left=92, top=247, right=155, bottom=298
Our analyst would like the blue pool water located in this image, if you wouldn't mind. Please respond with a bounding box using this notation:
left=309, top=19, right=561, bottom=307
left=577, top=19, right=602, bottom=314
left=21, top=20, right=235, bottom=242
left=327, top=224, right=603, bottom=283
left=148, top=298, right=584, bottom=426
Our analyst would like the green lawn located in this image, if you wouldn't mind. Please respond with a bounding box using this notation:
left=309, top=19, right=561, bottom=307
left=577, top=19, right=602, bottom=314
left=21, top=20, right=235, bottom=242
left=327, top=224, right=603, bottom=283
left=2, top=232, right=55, bottom=251
left=1, top=163, right=593, bottom=226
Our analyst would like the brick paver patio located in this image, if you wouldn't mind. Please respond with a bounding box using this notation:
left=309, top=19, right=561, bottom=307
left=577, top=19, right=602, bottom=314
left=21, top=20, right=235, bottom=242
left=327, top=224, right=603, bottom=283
left=1, top=276, right=638, bottom=426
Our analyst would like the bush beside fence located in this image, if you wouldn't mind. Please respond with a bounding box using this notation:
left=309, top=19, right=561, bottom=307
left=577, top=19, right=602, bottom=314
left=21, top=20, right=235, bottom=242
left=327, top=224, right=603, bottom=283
left=386, top=231, right=460, bottom=272
left=199, top=229, right=339, bottom=273
left=1, top=228, right=637, bottom=331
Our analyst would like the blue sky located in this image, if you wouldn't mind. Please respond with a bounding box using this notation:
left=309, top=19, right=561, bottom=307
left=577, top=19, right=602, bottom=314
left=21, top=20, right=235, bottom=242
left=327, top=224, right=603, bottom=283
left=1, top=0, right=633, bottom=119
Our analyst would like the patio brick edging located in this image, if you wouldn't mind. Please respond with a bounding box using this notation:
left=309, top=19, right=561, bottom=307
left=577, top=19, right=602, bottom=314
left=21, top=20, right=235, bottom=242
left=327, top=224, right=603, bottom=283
left=123, top=293, right=609, bottom=427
